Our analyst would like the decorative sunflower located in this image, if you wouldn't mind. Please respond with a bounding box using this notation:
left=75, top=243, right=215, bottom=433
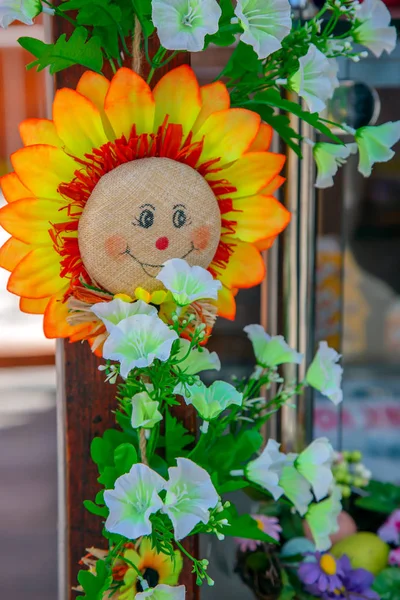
left=0, top=65, right=289, bottom=342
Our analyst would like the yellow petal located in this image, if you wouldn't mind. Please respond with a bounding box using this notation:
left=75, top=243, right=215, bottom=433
left=260, top=175, right=285, bottom=196
left=218, top=239, right=265, bottom=289
left=153, top=65, right=201, bottom=139
left=193, top=81, right=230, bottom=133
left=248, top=123, right=273, bottom=152
left=0, top=172, right=31, bottom=203
left=11, top=145, right=77, bottom=199
left=44, top=292, right=89, bottom=339
left=229, top=194, right=290, bottom=243
left=194, top=109, right=261, bottom=166
left=207, top=152, right=285, bottom=198
left=217, top=285, right=236, bottom=320
left=19, top=118, right=62, bottom=147
left=8, top=247, right=64, bottom=299
left=0, top=236, right=30, bottom=271
left=53, top=88, right=109, bottom=157
left=105, top=67, right=155, bottom=138
left=255, top=235, right=279, bottom=251
left=0, top=197, right=64, bottom=244
left=76, top=71, right=114, bottom=140
left=20, top=297, right=50, bottom=315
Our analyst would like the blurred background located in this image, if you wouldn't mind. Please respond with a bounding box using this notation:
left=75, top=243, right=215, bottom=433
left=1, top=4, right=400, bottom=599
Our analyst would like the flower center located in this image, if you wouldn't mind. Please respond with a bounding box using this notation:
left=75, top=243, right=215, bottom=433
left=136, top=567, right=160, bottom=591
left=78, top=157, right=221, bottom=296
left=319, top=554, right=337, bottom=576
left=182, top=4, right=201, bottom=27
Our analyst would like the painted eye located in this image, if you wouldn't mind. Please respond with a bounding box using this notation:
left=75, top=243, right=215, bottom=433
left=138, top=209, right=154, bottom=228
left=173, top=208, right=187, bottom=228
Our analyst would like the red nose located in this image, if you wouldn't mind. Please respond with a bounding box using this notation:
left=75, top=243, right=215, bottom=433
left=156, top=236, right=169, bottom=250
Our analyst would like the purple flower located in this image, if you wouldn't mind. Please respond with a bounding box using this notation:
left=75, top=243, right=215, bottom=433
left=235, top=515, right=282, bottom=552
left=338, top=555, right=379, bottom=599
left=389, top=547, right=400, bottom=566
left=378, top=509, right=400, bottom=544
left=298, top=553, right=344, bottom=595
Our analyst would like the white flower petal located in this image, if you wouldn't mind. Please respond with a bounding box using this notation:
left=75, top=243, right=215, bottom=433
left=312, top=142, right=355, bottom=189
left=131, top=390, right=163, bottom=430
left=306, top=341, right=343, bottom=405
left=92, top=298, right=158, bottom=333
left=354, top=0, right=397, bottom=57
left=163, top=458, right=218, bottom=540
left=176, top=339, right=221, bottom=374
left=156, top=259, right=221, bottom=306
left=235, top=0, right=292, bottom=59
left=356, top=121, right=400, bottom=177
left=246, top=439, right=287, bottom=499
left=305, top=487, right=342, bottom=551
left=0, top=0, right=41, bottom=27
left=136, top=584, right=186, bottom=600
left=296, top=438, right=334, bottom=501
left=244, top=324, right=303, bottom=367
left=178, top=379, right=243, bottom=420
left=279, top=459, right=313, bottom=516
left=152, top=0, right=221, bottom=52
left=104, top=463, right=166, bottom=539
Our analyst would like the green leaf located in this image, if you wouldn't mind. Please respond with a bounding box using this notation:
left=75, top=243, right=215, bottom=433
left=18, top=27, right=103, bottom=74
left=132, top=0, right=155, bottom=37
left=373, top=568, right=400, bottom=600
left=114, top=443, right=138, bottom=476
left=93, top=25, right=120, bottom=59
left=251, top=89, right=344, bottom=145
left=356, top=480, right=400, bottom=515
left=83, top=500, right=108, bottom=518
left=223, top=513, right=277, bottom=544
left=78, top=560, right=113, bottom=600
left=278, top=570, right=297, bottom=600
left=149, top=453, right=169, bottom=479
left=164, top=412, right=195, bottom=465
left=60, top=0, right=121, bottom=27
left=233, top=429, right=263, bottom=464
left=245, top=102, right=302, bottom=157
left=217, top=480, right=249, bottom=494
left=223, top=41, right=263, bottom=79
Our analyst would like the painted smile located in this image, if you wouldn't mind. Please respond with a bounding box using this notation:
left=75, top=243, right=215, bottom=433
left=122, top=243, right=196, bottom=277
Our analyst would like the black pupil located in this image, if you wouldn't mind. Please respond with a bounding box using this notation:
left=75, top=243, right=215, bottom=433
left=139, top=209, right=154, bottom=228
left=136, top=568, right=160, bottom=591
left=173, top=209, right=186, bottom=228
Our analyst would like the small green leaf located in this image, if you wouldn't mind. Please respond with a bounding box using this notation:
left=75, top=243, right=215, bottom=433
left=164, top=412, right=195, bottom=465
left=223, top=513, right=277, bottom=544
left=114, top=443, right=138, bottom=476
left=356, top=480, right=400, bottom=514
left=218, top=480, right=249, bottom=494
left=83, top=500, right=108, bottom=518
left=373, top=568, right=400, bottom=600
left=132, top=0, right=155, bottom=37
left=18, top=27, right=103, bottom=74
left=61, top=0, right=121, bottom=27
left=78, top=559, right=113, bottom=600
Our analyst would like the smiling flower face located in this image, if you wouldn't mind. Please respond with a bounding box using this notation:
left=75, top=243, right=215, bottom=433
left=0, top=65, right=289, bottom=342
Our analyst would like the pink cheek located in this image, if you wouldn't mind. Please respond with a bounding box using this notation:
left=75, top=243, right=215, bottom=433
left=192, top=226, right=211, bottom=251
left=105, top=235, right=127, bottom=259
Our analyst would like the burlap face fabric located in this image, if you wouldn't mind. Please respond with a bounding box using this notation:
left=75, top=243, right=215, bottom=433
left=78, top=157, right=222, bottom=294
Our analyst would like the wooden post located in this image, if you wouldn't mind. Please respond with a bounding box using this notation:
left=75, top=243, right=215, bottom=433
left=53, top=20, right=198, bottom=600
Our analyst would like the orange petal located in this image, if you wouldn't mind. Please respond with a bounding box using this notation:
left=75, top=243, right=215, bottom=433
left=7, top=247, right=64, bottom=299
left=208, top=152, right=285, bottom=198
left=218, top=239, right=266, bottom=289
left=11, top=145, right=76, bottom=199
left=0, top=197, right=64, bottom=244
left=53, top=88, right=109, bottom=157
left=105, top=67, right=155, bottom=139
left=19, top=118, right=62, bottom=147
left=153, top=65, right=201, bottom=139
left=229, top=194, right=291, bottom=243
left=255, top=236, right=278, bottom=251
left=20, top=296, right=50, bottom=315
left=194, top=109, right=261, bottom=167
left=193, top=81, right=230, bottom=133
left=77, top=71, right=114, bottom=140
left=0, top=172, right=31, bottom=203
left=0, top=237, right=30, bottom=271
left=44, top=294, right=92, bottom=339
left=248, top=123, right=273, bottom=152
left=260, top=175, right=285, bottom=196
left=217, top=285, right=236, bottom=320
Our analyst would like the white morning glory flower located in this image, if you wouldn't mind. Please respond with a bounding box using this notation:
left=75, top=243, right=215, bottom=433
left=305, top=487, right=342, bottom=551
left=353, top=0, right=397, bottom=57
left=244, top=324, right=303, bottom=368
left=246, top=439, right=287, bottom=500
left=131, top=389, right=163, bottom=430
left=295, top=438, right=334, bottom=502
left=0, top=0, right=49, bottom=28
left=136, top=584, right=186, bottom=600
left=102, top=314, right=178, bottom=379
left=305, top=139, right=357, bottom=189
left=92, top=298, right=158, bottom=333
left=156, top=259, right=222, bottom=306
left=152, top=0, right=222, bottom=52
left=306, top=341, right=343, bottom=406
left=104, top=463, right=166, bottom=539
left=235, top=0, right=292, bottom=60
left=177, top=380, right=243, bottom=424
left=176, top=339, right=221, bottom=374
left=347, top=121, right=400, bottom=178
left=162, top=458, right=219, bottom=540
left=279, top=456, right=313, bottom=516
left=288, top=44, right=339, bottom=113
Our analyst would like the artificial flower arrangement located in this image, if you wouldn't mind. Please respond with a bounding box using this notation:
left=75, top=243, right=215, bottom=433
left=0, top=1, right=399, bottom=599
left=234, top=450, right=400, bottom=599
